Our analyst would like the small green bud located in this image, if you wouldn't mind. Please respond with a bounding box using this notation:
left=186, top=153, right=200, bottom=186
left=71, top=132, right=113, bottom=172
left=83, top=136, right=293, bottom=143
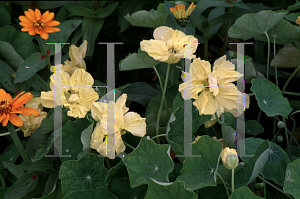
left=277, top=121, right=284, bottom=129
left=253, top=183, right=264, bottom=191
left=277, top=135, right=284, bottom=143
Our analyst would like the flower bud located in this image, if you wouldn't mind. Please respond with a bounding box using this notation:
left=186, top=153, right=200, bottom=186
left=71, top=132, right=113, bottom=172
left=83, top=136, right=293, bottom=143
left=253, top=183, right=264, bottom=191
left=220, top=147, right=239, bottom=169
left=277, top=121, right=284, bottom=129
left=277, top=135, right=283, bottom=143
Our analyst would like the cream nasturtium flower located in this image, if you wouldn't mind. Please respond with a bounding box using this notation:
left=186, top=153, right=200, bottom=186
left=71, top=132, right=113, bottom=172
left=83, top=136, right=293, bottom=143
left=41, top=69, right=99, bottom=118
left=220, top=147, right=239, bottom=169
left=90, top=94, right=146, bottom=159
left=140, top=26, right=198, bottom=64
left=179, top=56, right=250, bottom=127
left=19, top=97, right=47, bottom=137
left=50, top=40, right=88, bottom=75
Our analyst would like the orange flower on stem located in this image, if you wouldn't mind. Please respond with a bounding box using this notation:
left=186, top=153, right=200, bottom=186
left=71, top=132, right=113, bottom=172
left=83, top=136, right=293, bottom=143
left=19, top=8, right=60, bottom=40
left=0, top=89, right=39, bottom=127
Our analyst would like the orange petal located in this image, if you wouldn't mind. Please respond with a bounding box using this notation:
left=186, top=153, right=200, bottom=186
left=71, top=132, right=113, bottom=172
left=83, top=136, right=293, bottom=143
left=16, top=107, right=39, bottom=116
left=46, top=20, right=60, bottom=27
left=44, top=27, right=60, bottom=33
left=21, top=27, right=35, bottom=32
left=12, top=91, right=25, bottom=104
left=0, top=113, right=6, bottom=122
left=24, top=11, right=34, bottom=22
left=6, top=93, right=12, bottom=101
left=9, top=113, right=23, bottom=127
left=19, top=16, right=32, bottom=24
left=40, top=31, right=49, bottom=40
left=36, top=29, right=41, bottom=34
left=35, top=9, right=41, bottom=20
left=28, top=30, right=37, bottom=35
left=19, top=21, right=33, bottom=27
left=28, top=9, right=36, bottom=21
left=42, top=11, right=54, bottom=22
left=2, top=114, right=9, bottom=127
left=0, top=89, right=7, bottom=99
left=12, top=92, right=33, bottom=109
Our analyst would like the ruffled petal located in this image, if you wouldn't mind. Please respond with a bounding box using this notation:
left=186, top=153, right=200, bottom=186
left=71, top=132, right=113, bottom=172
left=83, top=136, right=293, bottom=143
left=193, top=90, right=217, bottom=115
left=40, top=91, right=55, bottom=108
left=124, top=112, right=146, bottom=137
left=140, top=39, right=170, bottom=62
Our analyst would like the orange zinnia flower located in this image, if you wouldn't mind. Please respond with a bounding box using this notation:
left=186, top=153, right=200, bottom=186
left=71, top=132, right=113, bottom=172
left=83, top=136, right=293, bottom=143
left=170, top=2, right=196, bottom=20
left=19, top=8, right=60, bottom=40
left=0, top=89, right=39, bottom=127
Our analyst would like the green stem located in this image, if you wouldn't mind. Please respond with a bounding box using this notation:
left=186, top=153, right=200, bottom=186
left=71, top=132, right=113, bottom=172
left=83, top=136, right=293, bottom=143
left=36, top=35, right=47, bottom=56
left=258, top=175, right=293, bottom=199
left=283, top=91, right=300, bottom=97
left=257, top=110, right=261, bottom=122
left=7, top=122, right=30, bottom=162
left=220, top=7, right=233, bottom=56
left=153, top=66, right=168, bottom=116
left=275, top=115, right=299, bottom=146
left=283, top=117, right=291, bottom=159
left=156, top=63, right=171, bottom=144
left=270, top=129, right=281, bottom=142
left=0, top=172, right=5, bottom=188
left=150, top=134, right=166, bottom=140
left=273, top=117, right=276, bottom=141
left=217, top=172, right=229, bottom=199
left=273, top=37, right=278, bottom=87
left=282, top=65, right=300, bottom=93
left=261, top=175, right=266, bottom=199
left=0, top=132, right=10, bottom=137
left=264, top=32, right=270, bottom=80
left=231, top=168, right=235, bottom=193
left=34, top=74, right=48, bottom=91
left=247, top=93, right=255, bottom=97
left=123, top=141, right=135, bottom=150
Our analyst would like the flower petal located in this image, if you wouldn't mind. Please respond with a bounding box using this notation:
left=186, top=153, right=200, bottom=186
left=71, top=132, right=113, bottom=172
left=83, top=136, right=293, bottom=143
left=9, top=113, right=23, bottom=127
left=15, top=107, right=39, bottom=116
left=193, top=90, right=217, bottom=115
left=44, top=27, right=60, bottom=33
left=21, top=27, right=35, bottom=32
left=0, top=89, right=7, bottom=99
left=0, top=113, right=6, bottom=123
left=24, top=11, right=34, bottom=22
left=46, top=20, right=60, bottom=27
left=12, top=92, right=33, bottom=109
left=28, top=30, right=37, bottom=35
left=124, top=112, right=146, bottom=137
left=140, top=39, right=170, bottom=62
left=19, top=16, right=33, bottom=24
left=2, top=113, right=9, bottom=127
left=40, top=91, right=55, bottom=108
left=28, top=9, right=36, bottom=21
left=35, top=9, right=41, bottom=20
left=90, top=122, right=105, bottom=149
left=42, top=12, right=54, bottom=22
left=40, top=31, right=49, bottom=40
left=19, top=21, right=32, bottom=27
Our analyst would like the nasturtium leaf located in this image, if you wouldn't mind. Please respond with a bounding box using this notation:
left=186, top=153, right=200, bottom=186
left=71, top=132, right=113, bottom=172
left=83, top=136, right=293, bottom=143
left=217, top=163, right=244, bottom=184
left=122, top=82, right=161, bottom=107
left=145, top=178, right=197, bottom=199
left=0, top=143, right=19, bottom=170
left=270, top=43, right=300, bottom=68
left=14, top=52, right=49, bottom=84
left=0, top=41, right=24, bottom=70
left=44, top=20, right=82, bottom=56
left=254, top=19, right=300, bottom=45
left=287, top=0, right=300, bottom=11
left=245, top=120, right=264, bottom=135
left=286, top=145, right=300, bottom=161
left=229, top=186, right=262, bottom=199
left=222, top=125, right=236, bottom=149
left=250, top=79, right=292, bottom=118
left=179, top=135, right=223, bottom=190
left=197, top=183, right=232, bottom=199
left=125, top=3, right=167, bottom=28
left=285, top=13, right=300, bottom=23
left=77, top=121, right=94, bottom=160
left=0, top=60, right=17, bottom=94
left=32, top=132, right=54, bottom=162
left=119, top=50, right=160, bottom=71
left=63, top=186, right=117, bottom=199
left=221, top=112, right=237, bottom=130
left=0, top=188, right=9, bottom=198
left=3, top=172, right=39, bottom=199
left=104, top=160, right=128, bottom=187
left=0, top=26, right=37, bottom=60
left=228, top=10, right=287, bottom=40
left=232, top=140, right=270, bottom=190
left=59, top=153, right=108, bottom=195
left=122, top=137, right=174, bottom=188
left=25, top=128, right=48, bottom=159
left=109, top=178, right=147, bottom=199
left=169, top=162, right=183, bottom=182
left=283, top=159, right=300, bottom=199
left=239, top=138, right=264, bottom=163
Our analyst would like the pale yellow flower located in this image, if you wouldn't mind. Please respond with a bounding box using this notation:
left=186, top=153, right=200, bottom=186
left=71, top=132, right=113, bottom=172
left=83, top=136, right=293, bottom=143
left=140, top=26, right=198, bottom=64
left=19, top=97, right=47, bottom=137
left=41, top=69, right=99, bottom=118
left=220, top=147, right=239, bottom=169
left=90, top=94, right=146, bottom=159
left=50, top=40, right=88, bottom=75
left=179, top=56, right=249, bottom=127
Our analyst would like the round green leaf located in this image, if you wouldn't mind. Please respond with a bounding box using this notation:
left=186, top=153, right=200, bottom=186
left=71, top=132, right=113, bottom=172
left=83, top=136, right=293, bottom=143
left=104, top=160, right=128, bottom=187
left=250, top=79, right=292, bottom=119
left=59, top=153, right=109, bottom=195
left=179, top=135, right=223, bottom=190
left=229, top=186, right=263, bottom=199
left=283, top=159, right=300, bottom=199
left=122, top=137, right=174, bottom=188
left=228, top=10, right=287, bottom=40
left=63, top=186, right=117, bottom=199
left=109, top=178, right=147, bottom=199
left=245, top=120, right=264, bottom=135
left=222, top=125, right=236, bottom=148
left=144, top=178, right=197, bottom=199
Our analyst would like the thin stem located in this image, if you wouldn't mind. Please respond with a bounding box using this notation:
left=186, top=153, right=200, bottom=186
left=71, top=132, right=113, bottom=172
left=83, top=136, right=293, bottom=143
left=151, top=134, right=166, bottom=140
left=257, top=110, right=261, bottom=122
left=283, top=117, right=291, bottom=159
left=247, top=93, right=255, bottom=97
left=273, top=37, right=278, bottom=87
left=0, top=132, right=10, bottom=137
left=34, top=74, right=48, bottom=91
left=7, top=122, right=30, bottom=162
left=156, top=63, right=171, bottom=144
left=283, top=91, right=300, bottom=97
left=123, top=141, right=135, bottom=150
left=36, top=35, right=47, bottom=56
left=270, top=129, right=281, bottom=142
left=220, top=7, right=233, bottom=56
left=258, top=175, right=293, bottom=199
left=217, top=172, right=229, bottom=198
left=153, top=66, right=168, bottom=116
left=0, top=172, right=5, bottom=188
left=264, top=32, right=270, bottom=80
left=273, top=117, right=276, bottom=141
left=282, top=65, right=300, bottom=93
left=262, top=175, right=266, bottom=199
left=231, top=168, right=235, bottom=193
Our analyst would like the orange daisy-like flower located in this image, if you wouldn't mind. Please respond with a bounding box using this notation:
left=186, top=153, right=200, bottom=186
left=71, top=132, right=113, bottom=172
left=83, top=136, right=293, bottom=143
left=19, top=8, right=60, bottom=40
left=170, top=2, right=196, bottom=20
left=0, top=89, right=39, bottom=127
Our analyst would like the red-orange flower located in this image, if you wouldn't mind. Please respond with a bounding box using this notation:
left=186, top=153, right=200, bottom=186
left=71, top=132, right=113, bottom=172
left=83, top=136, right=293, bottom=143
left=0, top=89, right=39, bottom=127
left=19, top=8, right=60, bottom=40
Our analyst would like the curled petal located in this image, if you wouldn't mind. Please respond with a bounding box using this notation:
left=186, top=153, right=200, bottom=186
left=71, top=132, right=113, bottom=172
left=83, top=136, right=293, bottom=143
left=124, top=112, right=146, bottom=137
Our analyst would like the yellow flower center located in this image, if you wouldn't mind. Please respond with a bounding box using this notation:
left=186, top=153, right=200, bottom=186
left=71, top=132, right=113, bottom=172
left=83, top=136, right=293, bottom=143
left=68, top=94, right=79, bottom=103
left=33, top=18, right=46, bottom=31
left=64, top=90, right=79, bottom=103
left=0, top=99, right=12, bottom=114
